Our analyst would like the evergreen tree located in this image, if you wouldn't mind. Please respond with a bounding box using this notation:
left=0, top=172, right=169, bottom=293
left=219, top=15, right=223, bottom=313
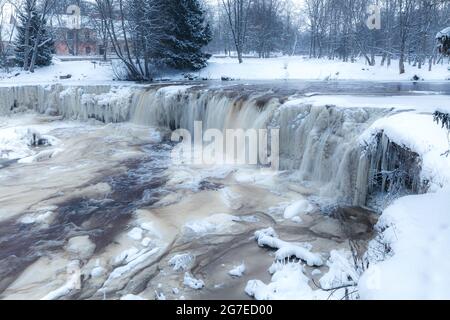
left=158, top=0, right=212, bottom=70
left=14, top=0, right=54, bottom=68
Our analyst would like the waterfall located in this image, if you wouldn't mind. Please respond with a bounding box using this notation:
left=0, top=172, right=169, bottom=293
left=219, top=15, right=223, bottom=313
left=0, top=84, right=422, bottom=208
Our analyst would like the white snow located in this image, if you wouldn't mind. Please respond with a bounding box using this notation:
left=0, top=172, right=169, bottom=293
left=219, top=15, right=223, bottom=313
left=359, top=187, right=450, bottom=300
left=319, top=250, right=359, bottom=290
left=90, top=266, right=106, bottom=279
left=113, top=247, right=139, bottom=267
left=127, top=227, right=144, bottom=241
left=183, top=213, right=238, bottom=235
left=0, top=58, right=114, bottom=85
left=291, top=95, right=450, bottom=113
left=283, top=199, right=314, bottom=220
left=183, top=273, right=205, bottom=290
left=228, top=263, right=246, bottom=278
left=311, top=269, right=322, bottom=276
left=168, top=253, right=195, bottom=272
left=254, top=228, right=323, bottom=267
left=361, top=112, right=450, bottom=191
left=2, top=56, right=448, bottom=85
left=357, top=107, right=450, bottom=299
left=245, top=262, right=317, bottom=300
left=65, top=236, right=96, bottom=260
left=106, top=248, right=159, bottom=281
left=41, top=261, right=81, bottom=300
left=190, top=56, right=450, bottom=81
left=0, top=124, right=58, bottom=160
left=120, top=294, right=146, bottom=300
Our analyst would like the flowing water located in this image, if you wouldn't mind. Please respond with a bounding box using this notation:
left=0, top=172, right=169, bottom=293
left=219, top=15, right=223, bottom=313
left=0, top=81, right=445, bottom=300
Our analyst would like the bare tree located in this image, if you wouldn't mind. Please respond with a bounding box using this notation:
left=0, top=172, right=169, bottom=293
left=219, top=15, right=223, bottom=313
left=221, top=0, right=251, bottom=63
left=0, top=0, right=18, bottom=72
left=397, top=0, right=414, bottom=74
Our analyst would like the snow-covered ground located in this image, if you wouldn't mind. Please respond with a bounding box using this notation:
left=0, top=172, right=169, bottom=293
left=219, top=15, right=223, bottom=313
left=0, top=58, right=114, bottom=85
left=1, top=55, right=449, bottom=84
left=193, top=56, right=450, bottom=81
left=359, top=187, right=450, bottom=299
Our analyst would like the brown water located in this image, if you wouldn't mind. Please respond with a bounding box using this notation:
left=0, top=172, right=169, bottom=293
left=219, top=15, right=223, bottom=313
left=0, top=114, right=377, bottom=300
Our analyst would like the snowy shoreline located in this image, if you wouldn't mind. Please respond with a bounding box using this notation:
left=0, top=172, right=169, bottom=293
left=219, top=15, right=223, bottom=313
left=1, top=56, right=449, bottom=86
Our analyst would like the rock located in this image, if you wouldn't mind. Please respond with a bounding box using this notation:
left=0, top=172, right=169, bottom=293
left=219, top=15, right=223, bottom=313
left=65, top=236, right=96, bottom=260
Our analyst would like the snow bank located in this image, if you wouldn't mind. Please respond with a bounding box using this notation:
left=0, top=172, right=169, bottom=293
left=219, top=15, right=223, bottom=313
left=0, top=58, right=114, bottom=85
left=120, top=294, right=146, bottom=300
left=361, top=112, right=450, bottom=190
left=190, top=56, right=450, bottom=81
left=245, top=262, right=320, bottom=300
left=319, top=250, right=359, bottom=290
left=359, top=187, right=450, bottom=299
left=2, top=56, right=448, bottom=85
left=357, top=107, right=450, bottom=299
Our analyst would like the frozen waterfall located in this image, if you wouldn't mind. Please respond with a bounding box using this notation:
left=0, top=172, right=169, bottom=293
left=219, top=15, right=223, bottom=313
left=0, top=84, right=423, bottom=207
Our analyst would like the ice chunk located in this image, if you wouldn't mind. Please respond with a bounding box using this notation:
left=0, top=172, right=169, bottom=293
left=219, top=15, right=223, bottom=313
left=228, top=263, right=246, bottom=277
left=183, top=273, right=204, bottom=290
left=169, top=253, right=194, bottom=272
left=283, top=200, right=314, bottom=219
left=254, top=228, right=323, bottom=267
left=128, top=227, right=143, bottom=241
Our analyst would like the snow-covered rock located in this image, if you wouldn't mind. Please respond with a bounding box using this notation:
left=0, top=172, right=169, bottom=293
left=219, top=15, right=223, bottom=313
left=254, top=228, right=323, bottom=267
left=245, top=262, right=318, bottom=300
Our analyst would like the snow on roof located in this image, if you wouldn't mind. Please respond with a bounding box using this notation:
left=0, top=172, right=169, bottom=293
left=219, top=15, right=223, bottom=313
left=436, top=27, right=450, bottom=39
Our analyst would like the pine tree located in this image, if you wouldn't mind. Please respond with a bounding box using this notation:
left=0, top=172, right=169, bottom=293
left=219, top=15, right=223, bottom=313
left=14, top=0, right=54, bottom=69
left=158, top=0, right=212, bottom=70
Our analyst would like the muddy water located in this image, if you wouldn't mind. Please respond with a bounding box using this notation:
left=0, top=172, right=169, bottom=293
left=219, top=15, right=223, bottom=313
left=0, top=114, right=377, bottom=300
